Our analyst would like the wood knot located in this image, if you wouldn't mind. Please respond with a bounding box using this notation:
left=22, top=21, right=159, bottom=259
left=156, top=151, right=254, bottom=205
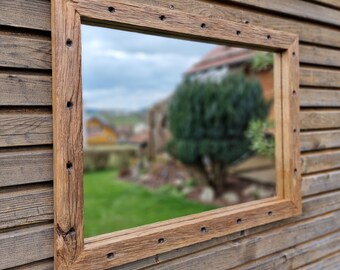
left=56, top=224, right=76, bottom=240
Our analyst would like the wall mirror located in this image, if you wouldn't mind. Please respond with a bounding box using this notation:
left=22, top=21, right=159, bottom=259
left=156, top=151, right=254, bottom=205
left=82, top=25, right=278, bottom=238
left=52, top=1, right=301, bottom=268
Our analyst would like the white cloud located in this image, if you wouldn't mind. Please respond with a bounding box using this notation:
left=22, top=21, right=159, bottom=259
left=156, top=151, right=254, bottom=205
left=83, top=87, right=173, bottom=111
left=85, top=47, right=200, bottom=69
left=81, top=24, right=215, bottom=111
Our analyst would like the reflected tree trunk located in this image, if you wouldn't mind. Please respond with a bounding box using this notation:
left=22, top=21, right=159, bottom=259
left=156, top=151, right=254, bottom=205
left=187, top=158, right=227, bottom=197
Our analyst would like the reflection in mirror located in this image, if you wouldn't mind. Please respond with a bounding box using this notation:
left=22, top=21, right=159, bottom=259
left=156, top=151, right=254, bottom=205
left=82, top=25, right=277, bottom=237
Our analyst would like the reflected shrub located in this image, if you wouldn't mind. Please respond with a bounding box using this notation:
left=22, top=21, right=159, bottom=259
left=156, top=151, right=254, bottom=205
left=167, top=72, right=270, bottom=195
left=84, top=152, right=110, bottom=171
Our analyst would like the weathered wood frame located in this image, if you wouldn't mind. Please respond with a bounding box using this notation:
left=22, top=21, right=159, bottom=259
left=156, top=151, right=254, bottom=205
left=52, top=0, right=301, bottom=269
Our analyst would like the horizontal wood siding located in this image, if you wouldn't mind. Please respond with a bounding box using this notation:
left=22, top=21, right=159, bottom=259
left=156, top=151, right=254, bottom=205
left=0, top=0, right=51, bottom=31
left=0, top=34, right=51, bottom=69
left=233, top=231, right=340, bottom=270
left=299, top=251, right=340, bottom=270
left=142, top=212, right=340, bottom=270
left=0, top=183, right=53, bottom=230
left=0, top=1, right=54, bottom=269
left=0, top=73, right=52, bottom=106
left=0, top=0, right=339, bottom=269
left=306, top=0, right=340, bottom=9
left=0, top=113, right=52, bottom=147
left=0, top=148, right=53, bottom=187
left=0, top=224, right=53, bottom=269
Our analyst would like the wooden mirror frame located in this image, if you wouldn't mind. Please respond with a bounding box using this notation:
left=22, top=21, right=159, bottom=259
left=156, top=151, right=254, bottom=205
left=52, top=0, right=301, bottom=269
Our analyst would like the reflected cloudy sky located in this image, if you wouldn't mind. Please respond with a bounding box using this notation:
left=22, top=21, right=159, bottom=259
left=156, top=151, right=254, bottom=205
left=81, top=25, right=215, bottom=111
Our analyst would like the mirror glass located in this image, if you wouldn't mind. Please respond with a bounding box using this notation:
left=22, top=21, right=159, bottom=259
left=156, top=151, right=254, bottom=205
left=82, top=25, right=277, bottom=237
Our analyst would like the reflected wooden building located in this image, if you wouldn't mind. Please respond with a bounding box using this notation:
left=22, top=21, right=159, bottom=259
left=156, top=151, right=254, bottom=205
left=86, top=116, right=118, bottom=145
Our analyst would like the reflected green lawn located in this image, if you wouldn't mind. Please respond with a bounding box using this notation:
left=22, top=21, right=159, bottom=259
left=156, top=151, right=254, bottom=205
left=84, top=170, right=216, bottom=237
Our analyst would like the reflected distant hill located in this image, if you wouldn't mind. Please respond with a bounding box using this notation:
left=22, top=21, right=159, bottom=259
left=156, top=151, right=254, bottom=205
left=85, top=108, right=148, bottom=127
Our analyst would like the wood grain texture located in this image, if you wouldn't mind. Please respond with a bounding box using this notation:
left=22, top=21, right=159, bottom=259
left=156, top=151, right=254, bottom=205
left=301, top=129, right=340, bottom=151
left=302, top=170, right=340, bottom=196
left=10, top=259, right=54, bottom=270
left=0, top=113, right=52, bottom=147
left=0, top=148, right=52, bottom=187
left=300, top=88, right=340, bottom=107
left=0, top=171, right=332, bottom=270
left=75, top=200, right=297, bottom=269
left=306, top=0, right=340, bottom=9
left=227, top=0, right=340, bottom=27
left=233, top=230, right=340, bottom=270
left=2, top=0, right=340, bottom=51
left=0, top=224, right=53, bottom=269
left=0, top=34, right=51, bottom=69
left=131, top=0, right=340, bottom=48
left=52, top=1, right=84, bottom=267
left=0, top=184, right=53, bottom=230
left=300, top=110, right=340, bottom=130
left=0, top=188, right=336, bottom=270
left=300, top=67, right=340, bottom=87
left=298, top=251, right=340, bottom=270
left=141, top=211, right=340, bottom=270
left=283, top=37, right=301, bottom=211
left=0, top=73, right=52, bottom=106
left=274, top=53, right=284, bottom=198
left=300, top=45, right=340, bottom=68
left=302, top=149, right=340, bottom=174
left=301, top=190, right=340, bottom=217
left=77, top=0, right=296, bottom=50
left=0, top=0, right=51, bottom=31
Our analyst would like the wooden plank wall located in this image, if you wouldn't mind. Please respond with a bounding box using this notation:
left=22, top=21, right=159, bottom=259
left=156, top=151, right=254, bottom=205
left=0, top=0, right=339, bottom=269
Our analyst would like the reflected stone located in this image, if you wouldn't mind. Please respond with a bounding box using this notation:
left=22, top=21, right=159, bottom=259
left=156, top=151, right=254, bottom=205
left=139, top=174, right=151, bottom=182
left=199, top=186, right=215, bottom=202
left=222, top=191, right=240, bottom=204
left=173, top=178, right=184, bottom=187
left=242, top=184, right=258, bottom=198
left=182, top=186, right=193, bottom=195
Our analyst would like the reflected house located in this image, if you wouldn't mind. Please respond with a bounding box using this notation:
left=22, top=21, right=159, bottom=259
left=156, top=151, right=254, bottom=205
left=86, top=116, right=117, bottom=145
left=130, top=123, right=149, bottom=146
left=129, top=129, right=149, bottom=147
left=186, top=46, right=273, bottom=106
left=115, top=126, right=133, bottom=144
left=148, top=46, right=274, bottom=160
